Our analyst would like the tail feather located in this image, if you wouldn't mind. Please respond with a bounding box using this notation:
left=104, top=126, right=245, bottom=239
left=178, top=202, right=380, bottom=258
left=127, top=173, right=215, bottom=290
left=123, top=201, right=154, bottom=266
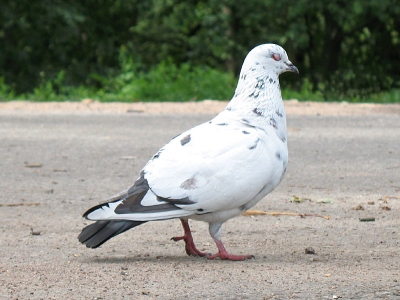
left=78, top=220, right=146, bottom=248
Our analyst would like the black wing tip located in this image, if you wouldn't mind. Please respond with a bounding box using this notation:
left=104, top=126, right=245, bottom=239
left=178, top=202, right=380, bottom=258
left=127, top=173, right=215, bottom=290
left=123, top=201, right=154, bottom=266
left=78, top=220, right=146, bottom=248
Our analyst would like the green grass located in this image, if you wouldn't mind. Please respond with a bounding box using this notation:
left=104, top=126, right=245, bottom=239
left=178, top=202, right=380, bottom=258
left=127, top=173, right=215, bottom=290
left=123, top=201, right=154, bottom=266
left=0, top=59, right=399, bottom=103
left=0, top=62, right=237, bottom=102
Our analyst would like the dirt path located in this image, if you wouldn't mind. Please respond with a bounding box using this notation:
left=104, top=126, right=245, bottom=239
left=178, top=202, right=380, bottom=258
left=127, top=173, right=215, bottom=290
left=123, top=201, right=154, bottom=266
left=0, top=101, right=399, bottom=299
left=1, top=99, right=400, bottom=115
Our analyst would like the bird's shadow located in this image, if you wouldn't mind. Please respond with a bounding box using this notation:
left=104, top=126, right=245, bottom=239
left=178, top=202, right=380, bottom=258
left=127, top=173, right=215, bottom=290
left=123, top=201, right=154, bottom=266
left=85, top=254, right=264, bottom=265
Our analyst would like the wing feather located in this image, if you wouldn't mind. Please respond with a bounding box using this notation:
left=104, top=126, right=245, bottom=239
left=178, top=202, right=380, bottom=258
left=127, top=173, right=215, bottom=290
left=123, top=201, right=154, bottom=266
left=144, top=118, right=287, bottom=214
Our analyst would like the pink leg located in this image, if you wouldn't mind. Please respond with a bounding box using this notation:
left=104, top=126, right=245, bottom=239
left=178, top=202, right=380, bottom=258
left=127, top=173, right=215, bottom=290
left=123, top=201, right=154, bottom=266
left=171, top=219, right=209, bottom=257
left=207, top=238, right=255, bottom=261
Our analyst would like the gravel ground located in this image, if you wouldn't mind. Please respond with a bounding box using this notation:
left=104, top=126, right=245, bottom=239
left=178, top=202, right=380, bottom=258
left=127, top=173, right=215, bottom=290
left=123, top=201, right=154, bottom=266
left=0, top=101, right=399, bottom=299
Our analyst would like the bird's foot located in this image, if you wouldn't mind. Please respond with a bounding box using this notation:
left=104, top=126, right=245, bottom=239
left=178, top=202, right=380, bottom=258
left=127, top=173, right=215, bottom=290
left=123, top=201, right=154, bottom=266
left=172, top=219, right=210, bottom=257
left=171, top=235, right=209, bottom=257
left=207, top=238, right=255, bottom=260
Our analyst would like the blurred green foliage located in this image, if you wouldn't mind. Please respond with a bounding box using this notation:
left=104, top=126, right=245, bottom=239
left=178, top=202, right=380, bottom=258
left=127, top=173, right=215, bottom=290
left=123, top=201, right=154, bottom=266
left=0, top=0, right=399, bottom=101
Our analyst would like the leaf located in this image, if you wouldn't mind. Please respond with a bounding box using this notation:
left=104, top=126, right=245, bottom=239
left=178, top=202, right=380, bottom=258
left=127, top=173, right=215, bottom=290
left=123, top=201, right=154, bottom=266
left=291, top=195, right=311, bottom=203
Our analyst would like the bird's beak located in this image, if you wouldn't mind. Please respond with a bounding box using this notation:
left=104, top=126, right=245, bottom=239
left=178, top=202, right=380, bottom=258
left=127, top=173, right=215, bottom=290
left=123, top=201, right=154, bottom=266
left=285, top=61, right=299, bottom=74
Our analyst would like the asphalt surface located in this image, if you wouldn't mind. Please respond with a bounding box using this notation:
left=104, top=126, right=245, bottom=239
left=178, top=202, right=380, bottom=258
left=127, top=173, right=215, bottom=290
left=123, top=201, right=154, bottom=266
left=0, top=110, right=399, bottom=299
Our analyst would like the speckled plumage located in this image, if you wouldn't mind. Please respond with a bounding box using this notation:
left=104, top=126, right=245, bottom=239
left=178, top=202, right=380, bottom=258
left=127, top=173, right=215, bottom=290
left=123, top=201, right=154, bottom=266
left=78, top=44, right=299, bottom=260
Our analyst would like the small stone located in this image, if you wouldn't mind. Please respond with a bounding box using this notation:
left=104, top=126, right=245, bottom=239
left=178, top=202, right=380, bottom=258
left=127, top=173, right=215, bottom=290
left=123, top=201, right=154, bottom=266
left=359, top=217, right=375, bottom=222
left=30, top=228, right=41, bottom=235
left=381, top=206, right=391, bottom=211
left=352, top=205, right=364, bottom=210
left=367, top=201, right=375, bottom=205
left=305, top=247, right=316, bottom=254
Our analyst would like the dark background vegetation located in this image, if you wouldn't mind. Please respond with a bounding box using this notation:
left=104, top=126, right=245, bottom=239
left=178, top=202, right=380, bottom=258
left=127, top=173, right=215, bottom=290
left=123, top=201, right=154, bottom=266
left=0, top=0, right=399, bottom=101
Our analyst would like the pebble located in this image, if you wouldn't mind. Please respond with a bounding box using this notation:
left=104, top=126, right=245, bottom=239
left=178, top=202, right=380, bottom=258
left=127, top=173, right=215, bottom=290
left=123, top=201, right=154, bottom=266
left=305, top=247, right=316, bottom=255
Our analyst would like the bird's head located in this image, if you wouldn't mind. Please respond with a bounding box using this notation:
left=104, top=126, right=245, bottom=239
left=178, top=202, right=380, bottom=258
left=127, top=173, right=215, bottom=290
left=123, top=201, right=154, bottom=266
left=243, top=44, right=299, bottom=75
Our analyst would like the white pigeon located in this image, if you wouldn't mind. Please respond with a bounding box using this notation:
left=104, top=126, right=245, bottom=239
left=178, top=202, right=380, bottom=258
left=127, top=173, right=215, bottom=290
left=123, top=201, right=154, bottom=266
left=78, top=43, right=298, bottom=260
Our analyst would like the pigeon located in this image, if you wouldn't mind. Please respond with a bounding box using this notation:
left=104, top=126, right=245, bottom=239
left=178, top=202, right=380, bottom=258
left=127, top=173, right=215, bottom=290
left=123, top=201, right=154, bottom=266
left=78, top=43, right=299, bottom=260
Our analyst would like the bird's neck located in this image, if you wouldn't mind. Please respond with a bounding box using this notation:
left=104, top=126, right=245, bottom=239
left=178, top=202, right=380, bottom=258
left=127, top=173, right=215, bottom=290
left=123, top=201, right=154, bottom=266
left=224, top=70, right=286, bottom=130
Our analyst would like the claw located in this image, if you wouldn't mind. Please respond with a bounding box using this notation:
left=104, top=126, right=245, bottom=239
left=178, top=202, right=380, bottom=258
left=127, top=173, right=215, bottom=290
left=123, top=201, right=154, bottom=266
left=171, top=236, right=183, bottom=242
left=207, top=238, right=255, bottom=261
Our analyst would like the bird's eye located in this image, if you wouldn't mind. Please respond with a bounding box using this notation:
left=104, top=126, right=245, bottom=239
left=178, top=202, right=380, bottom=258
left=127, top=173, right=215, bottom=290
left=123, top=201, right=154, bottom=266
left=272, top=53, right=281, bottom=61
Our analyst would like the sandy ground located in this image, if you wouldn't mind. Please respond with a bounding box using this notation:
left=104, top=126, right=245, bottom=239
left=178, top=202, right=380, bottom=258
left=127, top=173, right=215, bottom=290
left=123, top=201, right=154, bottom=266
left=1, top=99, right=400, bottom=116
left=0, top=100, right=399, bottom=299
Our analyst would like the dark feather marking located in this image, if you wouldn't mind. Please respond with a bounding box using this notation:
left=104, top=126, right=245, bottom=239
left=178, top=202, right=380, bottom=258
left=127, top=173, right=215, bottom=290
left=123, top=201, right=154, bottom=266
left=279, top=166, right=287, bottom=183
left=255, top=78, right=265, bottom=89
left=157, top=196, right=196, bottom=205
left=78, top=220, right=145, bottom=249
left=276, top=152, right=282, bottom=160
left=116, top=190, right=180, bottom=214
left=239, top=201, right=254, bottom=211
left=115, top=172, right=182, bottom=214
left=180, top=134, right=191, bottom=146
left=269, top=117, right=278, bottom=129
left=253, top=108, right=263, bottom=116
left=180, top=177, right=198, bottom=190
left=196, top=209, right=211, bottom=215
left=248, top=138, right=260, bottom=150
left=242, top=118, right=250, bottom=124
left=151, top=150, right=163, bottom=160
left=255, top=181, right=273, bottom=197
left=216, top=123, right=228, bottom=126
left=82, top=202, right=110, bottom=219
left=127, top=170, right=147, bottom=194
left=242, top=130, right=250, bottom=134
left=82, top=202, right=110, bottom=220
left=276, top=110, right=283, bottom=118
left=258, top=127, right=268, bottom=135
left=280, top=136, right=286, bottom=143
left=171, top=134, right=180, bottom=140
left=226, top=107, right=232, bottom=111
